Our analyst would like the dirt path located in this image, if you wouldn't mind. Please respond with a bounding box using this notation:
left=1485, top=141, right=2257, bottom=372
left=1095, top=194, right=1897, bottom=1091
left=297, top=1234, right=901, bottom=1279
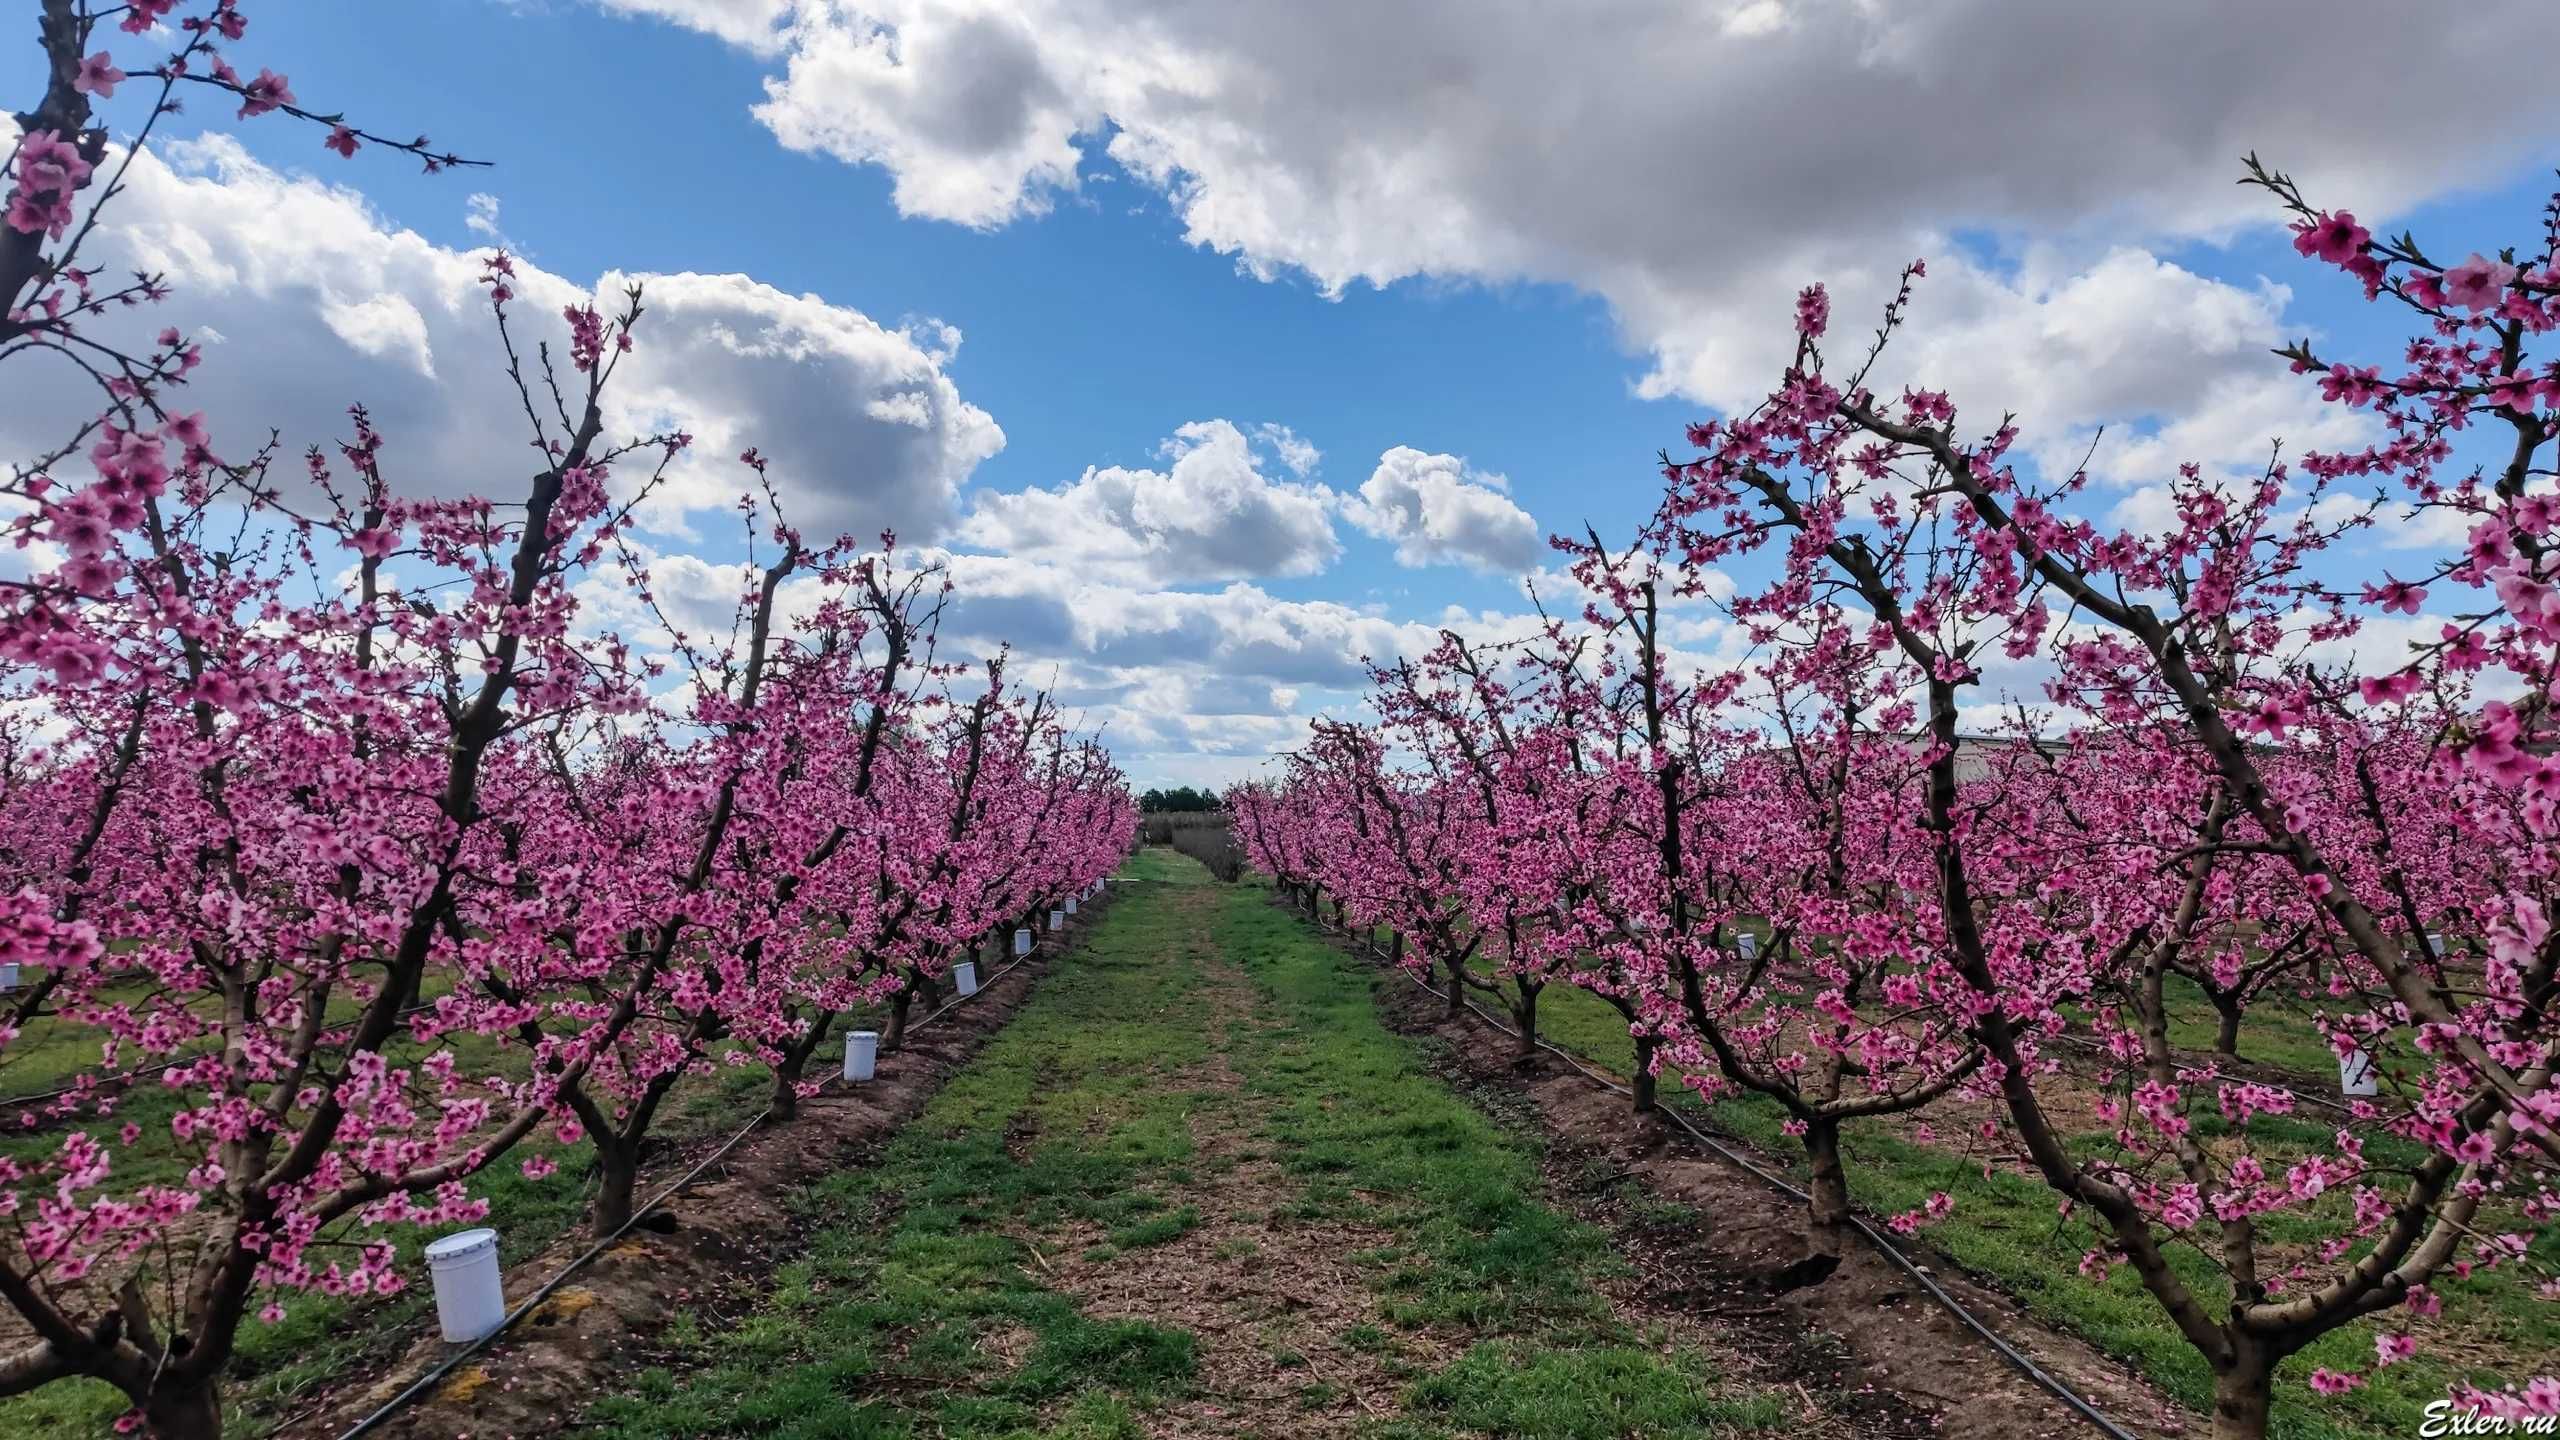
left=1010, top=883, right=1442, bottom=1436
left=1050, top=883, right=1932, bottom=1438
left=586, top=856, right=1947, bottom=1439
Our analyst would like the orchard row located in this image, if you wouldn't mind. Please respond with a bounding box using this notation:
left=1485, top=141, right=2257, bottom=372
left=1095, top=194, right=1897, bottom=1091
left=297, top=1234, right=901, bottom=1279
left=0, top=3, right=1133, bottom=1433
left=1229, top=172, right=2560, bottom=1439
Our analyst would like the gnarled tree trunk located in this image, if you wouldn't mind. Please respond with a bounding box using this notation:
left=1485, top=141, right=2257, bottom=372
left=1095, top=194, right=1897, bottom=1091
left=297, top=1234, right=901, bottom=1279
left=1802, top=1115, right=1852, bottom=1259
left=2210, top=1338, right=2279, bottom=1440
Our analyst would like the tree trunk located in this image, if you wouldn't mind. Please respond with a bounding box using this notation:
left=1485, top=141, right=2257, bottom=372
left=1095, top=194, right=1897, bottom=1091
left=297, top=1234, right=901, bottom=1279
left=1512, top=985, right=1539, bottom=1061
left=592, top=1139, right=641, bottom=1238
left=140, top=1375, right=222, bottom=1440
left=1444, top=958, right=1466, bottom=1019
left=883, top=988, right=915, bottom=1051
left=1631, top=1034, right=1659, bottom=1113
left=2210, top=1340, right=2276, bottom=1440
left=1802, top=1116, right=1851, bottom=1259
left=2213, top=998, right=2244, bottom=1059
left=1389, top=931, right=1405, bottom=966
left=769, top=1012, right=832, bottom=1120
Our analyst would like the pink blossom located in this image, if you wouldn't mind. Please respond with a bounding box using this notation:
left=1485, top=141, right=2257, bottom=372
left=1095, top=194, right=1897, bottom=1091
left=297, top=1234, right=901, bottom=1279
left=2443, top=252, right=2519, bottom=312
left=1794, top=284, right=1830, bottom=340
left=235, top=68, right=294, bottom=119
left=2291, top=211, right=2369, bottom=265
left=2358, top=670, right=2423, bottom=706
left=2485, top=371, right=2541, bottom=413
left=2362, top=576, right=2426, bottom=614
left=72, top=52, right=124, bottom=98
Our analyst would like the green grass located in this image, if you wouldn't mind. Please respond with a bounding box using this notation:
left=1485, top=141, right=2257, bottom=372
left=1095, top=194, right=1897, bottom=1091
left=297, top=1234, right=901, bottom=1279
left=589, top=871, right=1213, bottom=1439
left=584, top=849, right=1806, bottom=1438
left=1397, top=1343, right=1790, bottom=1440
left=2152, top=973, right=2341, bottom=1077
left=1113, top=846, right=1203, bottom=886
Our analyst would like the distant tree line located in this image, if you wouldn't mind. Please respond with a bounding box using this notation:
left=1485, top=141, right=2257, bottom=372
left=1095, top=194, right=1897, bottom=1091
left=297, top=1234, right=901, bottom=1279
left=1139, top=786, right=1221, bottom=813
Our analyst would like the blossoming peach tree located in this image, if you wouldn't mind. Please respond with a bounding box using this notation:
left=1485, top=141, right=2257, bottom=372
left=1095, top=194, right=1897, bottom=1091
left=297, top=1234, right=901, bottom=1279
left=0, top=4, right=1132, bottom=1433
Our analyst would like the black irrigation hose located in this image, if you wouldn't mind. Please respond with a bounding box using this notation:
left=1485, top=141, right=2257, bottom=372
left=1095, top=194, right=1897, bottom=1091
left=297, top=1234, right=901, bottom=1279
left=1308, top=909, right=2145, bottom=1440
left=330, top=918, right=1077, bottom=1440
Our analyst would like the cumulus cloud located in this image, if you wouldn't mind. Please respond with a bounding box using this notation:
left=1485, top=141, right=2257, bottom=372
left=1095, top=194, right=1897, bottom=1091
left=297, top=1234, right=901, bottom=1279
left=591, top=0, right=797, bottom=52
left=750, top=4, right=1092, bottom=228
left=599, top=269, right=1004, bottom=538
left=921, top=548, right=1597, bottom=785
left=0, top=131, right=1001, bottom=545
left=1342, top=446, right=1541, bottom=572
left=597, top=0, right=2560, bottom=492
left=957, top=419, right=1339, bottom=583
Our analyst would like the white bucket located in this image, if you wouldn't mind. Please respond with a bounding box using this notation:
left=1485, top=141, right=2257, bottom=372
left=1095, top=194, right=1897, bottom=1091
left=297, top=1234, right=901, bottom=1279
left=1049, top=908, right=1065, bottom=931
left=1014, top=928, right=1033, bottom=956
left=953, top=959, right=980, bottom=997
left=0, top=963, right=18, bottom=992
left=843, top=1029, right=879, bottom=1083
left=1066, top=897, right=1079, bottom=916
left=424, top=1227, right=505, bottom=1343
left=2339, top=1047, right=2378, bottom=1098
left=1735, top=933, right=1759, bottom=960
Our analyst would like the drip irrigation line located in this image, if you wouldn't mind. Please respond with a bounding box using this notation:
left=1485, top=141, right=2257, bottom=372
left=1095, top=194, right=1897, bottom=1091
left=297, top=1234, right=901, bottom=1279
left=1303, top=907, right=2144, bottom=1440
left=330, top=918, right=1075, bottom=1440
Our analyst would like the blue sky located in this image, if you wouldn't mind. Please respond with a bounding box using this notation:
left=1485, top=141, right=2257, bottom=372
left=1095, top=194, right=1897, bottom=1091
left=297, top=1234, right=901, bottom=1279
left=8, top=0, right=2557, bottom=786
left=128, top=0, right=1691, bottom=615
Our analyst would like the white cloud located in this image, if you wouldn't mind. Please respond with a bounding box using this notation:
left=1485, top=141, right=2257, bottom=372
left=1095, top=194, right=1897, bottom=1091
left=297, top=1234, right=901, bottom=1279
left=0, top=131, right=1001, bottom=546
left=600, top=0, right=2560, bottom=492
left=957, top=419, right=1338, bottom=583
left=921, top=547, right=1592, bottom=786
left=592, top=0, right=797, bottom=53
left=750, top=4, right=1094, bottom=228
left=464, top=192, right=511, bottom=247
left=1255, top=422, right=1321, bottom=477
left=598, top=269, right=1004, bottom=539
left=1341, top=446, right=1541, bottom=572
